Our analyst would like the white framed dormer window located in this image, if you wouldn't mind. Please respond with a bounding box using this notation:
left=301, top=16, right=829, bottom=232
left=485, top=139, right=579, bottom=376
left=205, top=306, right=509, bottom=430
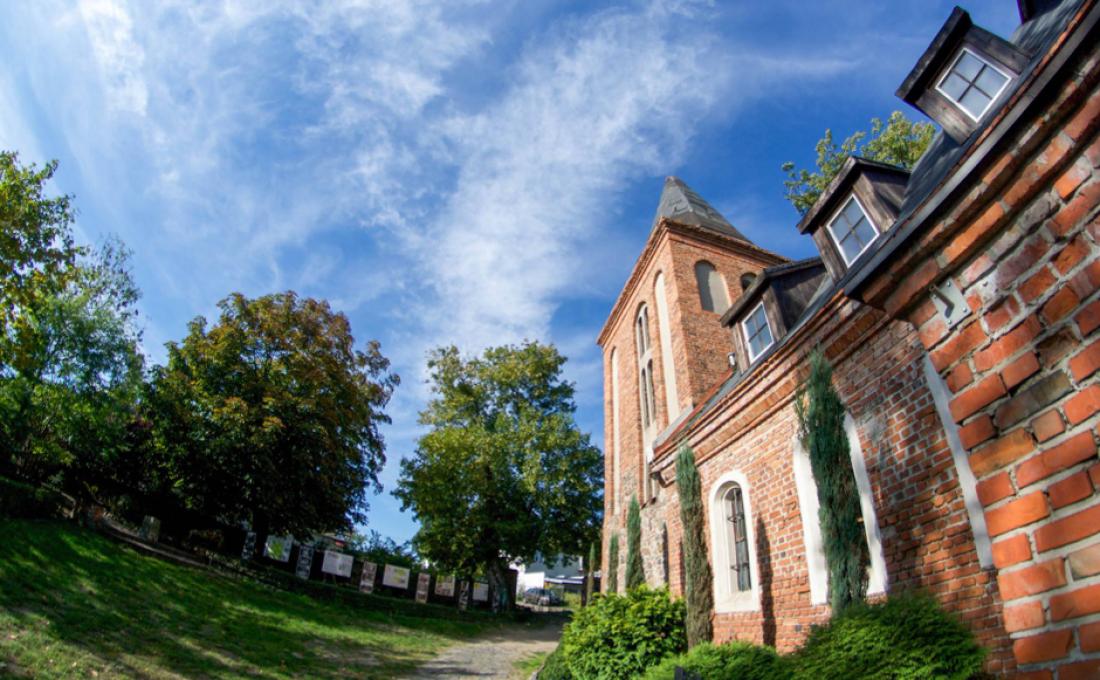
left=935, top=48, right=1010, bottom=122
left=710, top=470, right=760, bottom=613
left=827, top=195, right=880, bottom=266
left=742, top=302, right=774, bottom=362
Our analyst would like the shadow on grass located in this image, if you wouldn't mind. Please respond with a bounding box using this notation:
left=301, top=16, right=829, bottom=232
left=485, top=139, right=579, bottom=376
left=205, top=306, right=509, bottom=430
left=0, top=520, right=491, bottom=679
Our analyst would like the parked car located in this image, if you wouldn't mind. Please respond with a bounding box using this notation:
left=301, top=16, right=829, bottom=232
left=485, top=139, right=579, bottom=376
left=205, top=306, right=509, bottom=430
left=522, top=587, right=563, bottom=606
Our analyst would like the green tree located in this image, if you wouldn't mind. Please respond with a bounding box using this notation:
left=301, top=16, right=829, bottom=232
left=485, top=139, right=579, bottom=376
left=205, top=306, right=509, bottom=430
left=796, top=348, right=868, bottom=613
left=676, top=445, right=713, bottom=647
left=0, top=234, right=143, bottom=494
left=0, top=151, right=79, bottom=342
left=608, top=532, right=620, bottom=594
left=147, top=291, right=397, bottom=537
left=782, top=111, right=935, bottom=214
left=394, top=342, right=602, bottom=609
left=625, top=495, right=644, bottom=589
left=584, top=540, right=597, bottom=605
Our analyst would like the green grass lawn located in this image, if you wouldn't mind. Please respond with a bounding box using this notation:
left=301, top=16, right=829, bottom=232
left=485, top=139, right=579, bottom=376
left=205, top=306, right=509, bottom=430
left=0, top=519, right=495, bottom=679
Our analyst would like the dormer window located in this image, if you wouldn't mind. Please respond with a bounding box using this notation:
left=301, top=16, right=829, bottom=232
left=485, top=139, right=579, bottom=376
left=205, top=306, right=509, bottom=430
left=936, top=48, right=1010, bottom=121
left=742, top=302, right=774, bottom=362
left=827, top=195, right=879, bottom=266
left=896, top=8, right=1027, bottom=144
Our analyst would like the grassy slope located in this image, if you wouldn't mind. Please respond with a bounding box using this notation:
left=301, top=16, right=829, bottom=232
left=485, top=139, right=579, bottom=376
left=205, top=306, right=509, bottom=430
left=0, top=520, right=493, bottom=679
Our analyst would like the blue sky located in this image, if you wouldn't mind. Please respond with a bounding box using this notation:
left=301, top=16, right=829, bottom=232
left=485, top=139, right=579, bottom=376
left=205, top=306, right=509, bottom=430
left=0, top=0, right=1021, bottom=543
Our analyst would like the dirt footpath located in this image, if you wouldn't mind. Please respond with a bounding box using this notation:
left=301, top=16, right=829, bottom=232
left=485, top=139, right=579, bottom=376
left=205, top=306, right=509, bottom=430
left=404, top=616, right=564, bottom=679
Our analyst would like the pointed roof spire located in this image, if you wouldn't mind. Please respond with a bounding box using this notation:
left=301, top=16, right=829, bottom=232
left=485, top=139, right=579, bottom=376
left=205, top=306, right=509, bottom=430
left=652, top=176, right=749, bottom=242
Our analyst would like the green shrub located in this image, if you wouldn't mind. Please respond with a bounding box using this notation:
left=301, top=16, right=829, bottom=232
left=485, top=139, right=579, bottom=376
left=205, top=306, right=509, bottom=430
left=562, top=586, right=686, bottom=680
left=789, top=592, right=985, bottom=680
left=0, top=476, right=65, bottom=519
left=641, top=641, right=787, bottom=680
left=539, top=643, right=573, bottom=680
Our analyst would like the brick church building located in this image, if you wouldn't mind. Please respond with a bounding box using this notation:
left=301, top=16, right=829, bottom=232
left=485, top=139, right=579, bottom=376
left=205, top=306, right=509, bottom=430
left=598, top=0, right=1100, bottom=675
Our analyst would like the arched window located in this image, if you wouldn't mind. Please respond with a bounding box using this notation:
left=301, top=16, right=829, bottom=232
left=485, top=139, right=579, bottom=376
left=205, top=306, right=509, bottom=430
left=709, top=471, right=760, bottom=612
left=695, top=261, right=731, bottom=313
left=740, top=272, right=757, bottom=293
left=635, top=305, right=656, bottom=430
left=725, top=485, right=752, bottom=592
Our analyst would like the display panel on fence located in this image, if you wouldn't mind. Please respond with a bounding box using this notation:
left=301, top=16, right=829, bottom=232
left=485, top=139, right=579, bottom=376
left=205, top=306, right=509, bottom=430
left=360, top=561, right=378, bottom=593
left=296, top=546, right=314, bottom=579
left=434, top=574, right=455, bottom=597
left=382, top=564, right=411, bottom=589
left=322, top=550, right=354, bottom=577
left=472, top=581, right=489, bottom=602
left=415, top=573, right=431, bottom=603
left=264, top=535, right=293, bottom=562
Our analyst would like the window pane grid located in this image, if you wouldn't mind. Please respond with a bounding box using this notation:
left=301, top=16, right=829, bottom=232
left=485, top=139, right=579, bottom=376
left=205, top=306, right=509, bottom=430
left=937, top=49, right=1009, bottom=120
left=828, top=196, right=879, bottom=265
left=726, top=486, right=751, bottom=592
left=743, top=303, right=773, bottom=360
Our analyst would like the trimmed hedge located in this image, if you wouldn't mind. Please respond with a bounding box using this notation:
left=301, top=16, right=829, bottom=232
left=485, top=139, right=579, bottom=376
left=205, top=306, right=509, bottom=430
left=0, top=476, right=66, bottom=519
left=562, top=586, right=686, bottom=680
left=789, top=592, right=985, bottom=680
left=641, top=641, right=786, bottom=680
left=554, top=592, right=984, bottom=680
left=538, top=643, right=573, bottom=680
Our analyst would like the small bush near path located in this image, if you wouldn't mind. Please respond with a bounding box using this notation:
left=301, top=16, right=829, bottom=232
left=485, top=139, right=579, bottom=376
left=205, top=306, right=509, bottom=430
left=641, top=641, right=786, bottom=680
left=551, top=590, right=983, bottom=680
left=562, top=587, right=685, bottom=680
left=537, top=643, right=572, bottom=680
left=789, top=592, right=986, bottom=680
left=0, top=520, right=493, bottom=679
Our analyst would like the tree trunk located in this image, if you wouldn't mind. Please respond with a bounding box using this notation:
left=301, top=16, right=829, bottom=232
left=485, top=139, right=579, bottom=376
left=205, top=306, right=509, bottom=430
left=487, top=560, right=514, bottom=612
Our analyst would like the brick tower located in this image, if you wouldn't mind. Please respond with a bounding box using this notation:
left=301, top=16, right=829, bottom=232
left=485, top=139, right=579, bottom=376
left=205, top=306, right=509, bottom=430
left=597, top=177, right=785, bottom=576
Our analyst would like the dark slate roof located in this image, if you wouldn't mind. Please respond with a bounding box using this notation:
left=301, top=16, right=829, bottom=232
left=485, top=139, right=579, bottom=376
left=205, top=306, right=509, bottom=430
left=847, top=0, right=1085, bottom=295
left=653, top=176, right=750, bottom=242
left=719, top=258, right=825, bottom=327
left=655, top=0, right=1087, bottom=453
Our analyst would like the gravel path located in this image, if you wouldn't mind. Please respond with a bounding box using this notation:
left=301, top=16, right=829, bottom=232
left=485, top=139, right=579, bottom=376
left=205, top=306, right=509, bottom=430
left=403, top=616, right=564, bottom=679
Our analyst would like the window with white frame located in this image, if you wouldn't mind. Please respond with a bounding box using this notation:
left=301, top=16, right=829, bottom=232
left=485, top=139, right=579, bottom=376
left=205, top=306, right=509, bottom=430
left=827, top=195, right=880, bottom=266
left=709, top=471, right=760, bottom=612
left=742, top=302, right=774, bottom=362
left=936, top=48, right=1010, bottom=122
left=725, top=485, right=752, bottom=592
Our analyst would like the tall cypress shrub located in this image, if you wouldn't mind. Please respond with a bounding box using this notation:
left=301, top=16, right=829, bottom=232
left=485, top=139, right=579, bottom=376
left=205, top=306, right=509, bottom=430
left=584, top=540, right=597, bottom=604
left=608, top=533, right=620, bottom=594
left=625, top=495, right=645, bottom=589
left=796, top=348, right=869, bottom=613
left=676, top=445, right=714, bottom=647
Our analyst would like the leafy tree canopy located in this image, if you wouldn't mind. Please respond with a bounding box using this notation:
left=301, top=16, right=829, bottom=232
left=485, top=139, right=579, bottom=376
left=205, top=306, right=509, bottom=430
left=147, top=291, right=398, bottom=537
left=394, top=342, right=603, bottom=604
left=0, top=151, right=80, bottom=340
left=0, top=150, right=143, bottom=492
left=781, top=111, right=935, bottom=214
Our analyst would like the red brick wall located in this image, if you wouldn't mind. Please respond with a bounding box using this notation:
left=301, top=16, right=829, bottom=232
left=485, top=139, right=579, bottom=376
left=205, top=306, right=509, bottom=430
left=639, top=295, right=1013, bottom=669
left=858, top=36, right=1100, bottom=678
left=601, top=224, right=780, bottom=586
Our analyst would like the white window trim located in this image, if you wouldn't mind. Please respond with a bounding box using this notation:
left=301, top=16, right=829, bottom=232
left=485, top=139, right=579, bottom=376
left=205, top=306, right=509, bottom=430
left=922, top=355, right=993, bottom=567
left=934, top=47, right=1012, bottom=123
left=610, top=349, right=621, bottom=516
left=741, top=301, right=774, bottom=363
left=654, top=273, right=680, bottom=422
left=826, top=194, right=880, bottom=267
left=709, top=470, right=761, bottom=613
left=793, top=437, right=829, bottom=606
left=845, top=413, right=888, bottom=595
